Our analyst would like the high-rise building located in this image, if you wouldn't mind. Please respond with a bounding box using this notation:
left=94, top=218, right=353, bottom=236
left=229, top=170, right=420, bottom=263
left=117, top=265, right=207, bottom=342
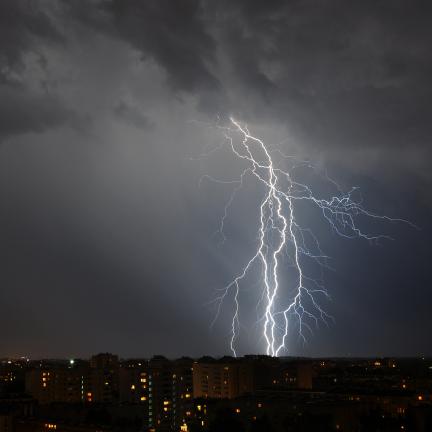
left=89, top=353, right=119, bottom=403
left=119, top=359, right=150, bottom=404
left=25, top=360, right=90, bottom=404
left=192, top=357, right=254, bottom=399
left=148, top=356, right=193, bottom=432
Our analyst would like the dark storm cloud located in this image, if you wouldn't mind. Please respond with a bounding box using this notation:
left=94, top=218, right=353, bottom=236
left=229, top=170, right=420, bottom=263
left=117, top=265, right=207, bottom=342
left=0, top=0, right=80, bottom=141
left=66, top=0, right=432, bottom=173
left=113, top=101, right=154, bottom=130
left=0, top=0, right=63, bottom=75
left=64, top=0, right=219, bottom=92
left=208, top=0, right=432, bottom=154
left=0, top=84, right=79, bottom=140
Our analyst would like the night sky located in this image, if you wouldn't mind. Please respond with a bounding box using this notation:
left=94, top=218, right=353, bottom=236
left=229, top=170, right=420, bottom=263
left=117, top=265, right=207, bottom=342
left=1, top=0, right=431, bottom=359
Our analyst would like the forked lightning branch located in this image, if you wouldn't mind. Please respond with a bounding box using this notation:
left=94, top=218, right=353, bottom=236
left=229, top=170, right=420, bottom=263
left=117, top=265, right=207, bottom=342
left=200, top=118, right=411, bottom=357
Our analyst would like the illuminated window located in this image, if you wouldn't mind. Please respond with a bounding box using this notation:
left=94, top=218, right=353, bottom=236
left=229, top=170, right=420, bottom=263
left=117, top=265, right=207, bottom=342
left=197, top=405, right=202, bottom=411
left=141, top=396, right=147, bottom=401
left=235, top=408, right=241, bottom=413
left=418, top=395, right=423, bottom=401
left=131, top=385, right=136, bottom=390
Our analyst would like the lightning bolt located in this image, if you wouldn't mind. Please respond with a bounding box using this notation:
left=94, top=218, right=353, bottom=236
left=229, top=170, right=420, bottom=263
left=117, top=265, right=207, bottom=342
left=199, top=117, right=413, bottom=357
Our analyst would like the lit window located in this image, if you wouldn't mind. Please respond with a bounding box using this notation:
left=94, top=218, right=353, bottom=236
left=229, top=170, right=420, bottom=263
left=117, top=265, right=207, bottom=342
left=141, top=396, right=147, bottom=401
left=131, top=385, right=136, bottom=390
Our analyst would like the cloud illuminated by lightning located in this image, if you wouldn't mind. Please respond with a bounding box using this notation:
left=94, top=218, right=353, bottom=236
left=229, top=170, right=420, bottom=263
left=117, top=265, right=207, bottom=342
left=198, top=117, right=412, bottom=357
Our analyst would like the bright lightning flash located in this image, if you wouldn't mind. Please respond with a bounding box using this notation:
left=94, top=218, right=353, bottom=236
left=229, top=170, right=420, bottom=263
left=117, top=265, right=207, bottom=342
left=200, top=117, right=412, bottom=357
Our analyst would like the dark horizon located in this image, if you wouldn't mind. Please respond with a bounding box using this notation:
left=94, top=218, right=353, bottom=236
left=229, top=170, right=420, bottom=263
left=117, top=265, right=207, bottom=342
left=3, top=353, right=432, bottom=363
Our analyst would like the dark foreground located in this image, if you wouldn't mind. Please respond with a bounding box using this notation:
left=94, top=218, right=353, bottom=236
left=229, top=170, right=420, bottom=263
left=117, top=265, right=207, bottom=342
left=1, top=354, right=431, bottom=431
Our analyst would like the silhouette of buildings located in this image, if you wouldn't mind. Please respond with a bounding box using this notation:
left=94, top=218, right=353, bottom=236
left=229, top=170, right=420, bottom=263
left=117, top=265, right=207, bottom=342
left=0, top=355, right=430, bottom=431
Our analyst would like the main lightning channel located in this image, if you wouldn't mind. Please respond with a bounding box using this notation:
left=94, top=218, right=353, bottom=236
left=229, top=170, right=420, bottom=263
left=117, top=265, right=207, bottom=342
left=202, top=117, right=412, bottom=357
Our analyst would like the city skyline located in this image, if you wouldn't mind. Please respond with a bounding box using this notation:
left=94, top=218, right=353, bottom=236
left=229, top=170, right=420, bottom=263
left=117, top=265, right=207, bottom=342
left=2, top=351, right=430, bottom=431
